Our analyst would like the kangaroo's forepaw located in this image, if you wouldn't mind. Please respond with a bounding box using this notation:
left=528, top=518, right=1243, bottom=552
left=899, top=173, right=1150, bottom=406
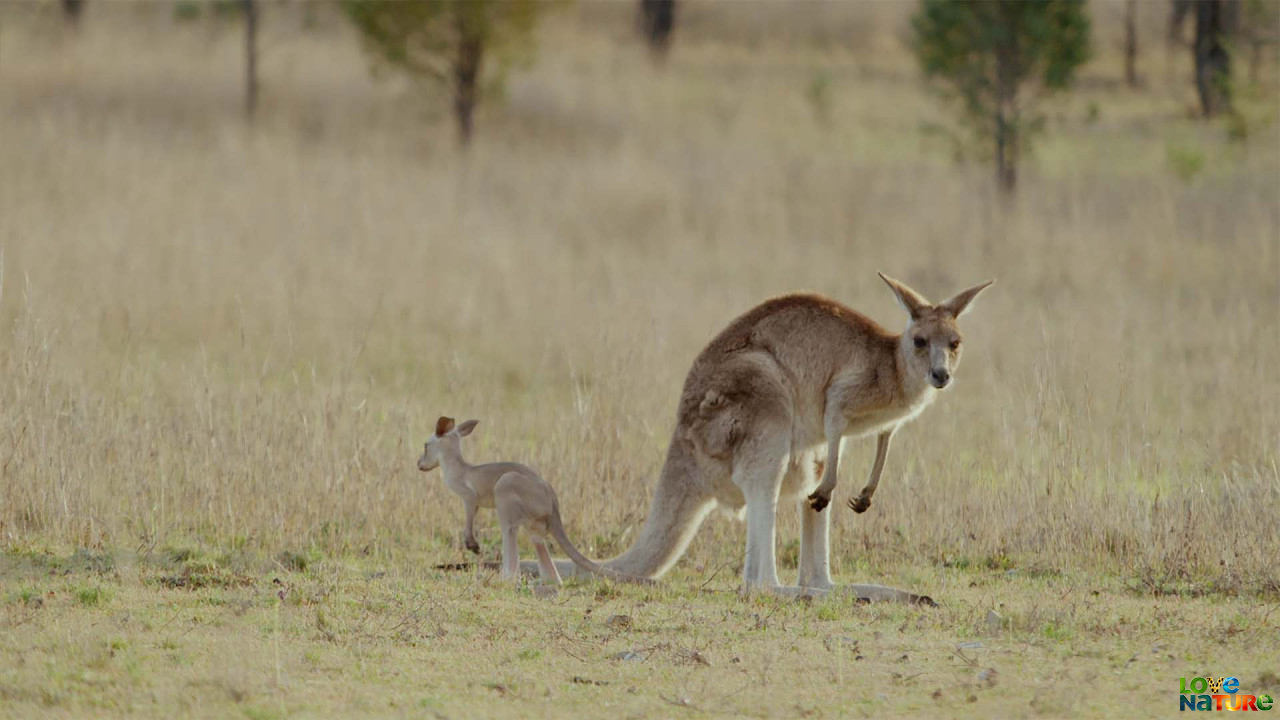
left=465, top=537, right=481, bottom=554
left=848, top=495, right=871, bottom=513
left=807, top=491, right=830, bottom=512
left=910, top=593, right=938, bottom=608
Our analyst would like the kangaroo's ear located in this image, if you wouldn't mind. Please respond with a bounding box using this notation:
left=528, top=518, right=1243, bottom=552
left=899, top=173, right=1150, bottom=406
left=435, top=416, right=455, bottom=436
left=939, top=280, right=995, bottom=319
left=456, top=419, right=479, bottom=437
left=878, top=272, right=931, bottom=320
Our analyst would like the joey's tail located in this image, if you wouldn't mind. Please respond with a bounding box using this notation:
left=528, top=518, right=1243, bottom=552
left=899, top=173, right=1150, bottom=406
left=548, top=499, right=654, bottom=585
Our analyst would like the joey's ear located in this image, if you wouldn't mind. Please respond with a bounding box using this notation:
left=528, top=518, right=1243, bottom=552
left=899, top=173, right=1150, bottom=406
left=878, top=272, right=931, bottom=319
left=435, top=416, right=455, bottom=436
left=938, top=280, right=995, bottom=319
left=456, top=419, right=479, bottom=437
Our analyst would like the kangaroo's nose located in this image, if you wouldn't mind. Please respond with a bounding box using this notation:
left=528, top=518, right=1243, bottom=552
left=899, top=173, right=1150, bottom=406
left=930, top=369, right=950, bottom=387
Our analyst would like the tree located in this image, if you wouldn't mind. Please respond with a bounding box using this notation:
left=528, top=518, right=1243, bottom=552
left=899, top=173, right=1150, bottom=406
left=1193, top=0, right=1238, bottom=117
left=911, top=0, right=1091, bottom=195
left=1123, top=0, right=1139, bottom=87
left=61, top=0, right=84, bottom=25
left=639, top=0, right=675, bottom=59
left=1239, top=0, right=1280, bottom=87
left=243, top=0, right=259, bottom=119
left=343, top=0, right=545, bottom=147
left=1169, top=0, right=1195, bottom=45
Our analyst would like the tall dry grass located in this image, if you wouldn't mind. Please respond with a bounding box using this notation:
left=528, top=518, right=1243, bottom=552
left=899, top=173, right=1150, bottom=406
left=0, top=3, right=1276, bottom=594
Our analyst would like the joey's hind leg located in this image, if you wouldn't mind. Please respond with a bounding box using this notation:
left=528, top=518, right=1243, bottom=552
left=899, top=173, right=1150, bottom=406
left=531, top=535, right=562, bottom=585
left=499, top=524, right=521, bottom=581
left=494, top=478, right=529, bottom=582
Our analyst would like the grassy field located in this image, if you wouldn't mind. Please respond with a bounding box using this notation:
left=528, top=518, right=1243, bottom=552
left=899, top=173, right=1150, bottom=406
left=1, top=2, right=1278, bottom=717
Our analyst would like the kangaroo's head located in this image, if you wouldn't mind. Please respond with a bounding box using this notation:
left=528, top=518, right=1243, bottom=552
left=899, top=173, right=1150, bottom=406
left=418, top=416, right=479, bottom=471
left=879, top=272, right=994, bottom=390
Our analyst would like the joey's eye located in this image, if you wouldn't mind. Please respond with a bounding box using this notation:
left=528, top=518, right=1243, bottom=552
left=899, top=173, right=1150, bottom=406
left=913, top=336, right=927, bottom=349
left=949, top=339, right=961, bottom=351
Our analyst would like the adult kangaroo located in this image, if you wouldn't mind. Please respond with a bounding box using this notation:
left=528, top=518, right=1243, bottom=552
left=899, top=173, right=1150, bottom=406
left=563, top=273, right=993, bottom=600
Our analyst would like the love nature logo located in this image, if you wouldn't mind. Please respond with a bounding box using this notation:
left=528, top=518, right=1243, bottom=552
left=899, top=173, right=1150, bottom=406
left=1179, top=676, right=1274, bottom=712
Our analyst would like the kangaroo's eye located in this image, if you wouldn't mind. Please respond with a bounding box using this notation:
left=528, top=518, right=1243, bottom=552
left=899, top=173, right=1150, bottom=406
left=913, top=336, right=927, bottom=349
left=949, top=340, right=961, bottom=351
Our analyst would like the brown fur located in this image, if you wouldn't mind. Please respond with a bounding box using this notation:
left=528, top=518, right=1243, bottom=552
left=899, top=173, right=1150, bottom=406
left=549, top=274, right=991, bottom=603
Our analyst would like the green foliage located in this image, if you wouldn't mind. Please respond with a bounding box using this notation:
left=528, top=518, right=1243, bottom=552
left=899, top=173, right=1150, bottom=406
left=1166, top=141, right=1206, bottom=183
left=342, top=0, right=549, bottom=144
left=911, top=0, right=1091, bottom=190
left=342, top=0, right=544, bottom=92
left=75, top=585, right=109, bottom=607
left=172, top=0, right=246, bottom=23
left=912, top=0, right=1091, bottom=112
left=805, top=70, right=834, bottom=127
left=173, top=1, right=201, bottom=22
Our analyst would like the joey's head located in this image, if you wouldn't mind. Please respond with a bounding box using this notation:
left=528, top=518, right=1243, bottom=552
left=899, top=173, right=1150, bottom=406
left=878, top=272, right=994, bottom=390
left=418, top=416, right=479, bottom=472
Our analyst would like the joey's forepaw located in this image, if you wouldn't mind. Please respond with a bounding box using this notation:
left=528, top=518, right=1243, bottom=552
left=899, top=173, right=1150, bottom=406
left=465, top=538, right=481, bottom=554
left=847, top=495, right=871, bottom=513
left=807, top=491, right=830, bottom=512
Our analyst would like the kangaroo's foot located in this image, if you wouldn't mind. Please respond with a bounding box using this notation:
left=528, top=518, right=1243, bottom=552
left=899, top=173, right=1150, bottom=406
left=839, top=583, right=935, bottom=606
left=519, top=558, right=594, bottom=580
left=753, top=584, right=936, bottom=607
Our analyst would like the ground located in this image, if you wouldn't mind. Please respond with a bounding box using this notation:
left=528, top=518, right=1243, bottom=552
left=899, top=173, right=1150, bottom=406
left=2, top=547, right=1278, bottom=719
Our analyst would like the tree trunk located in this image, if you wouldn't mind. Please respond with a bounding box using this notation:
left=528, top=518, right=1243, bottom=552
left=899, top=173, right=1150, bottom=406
left=994, top=112, right=1017, bottom=195
left=1194, top=0, right=1233, bottom=117
left=993, top=35, right=1019, bottom=196
left=243, top=0, right=258, bottom=119
left=639, top=0, right=676, bottom=59
left=1124, top=0, right=1140, bottom=87
left=1247, top=38, right=1261, bottom=86
left=1169, top=0, right=1194, bottom=45
left=62, top=0, right=84, bottom=25
left=454, top=34, right=484, bottom=147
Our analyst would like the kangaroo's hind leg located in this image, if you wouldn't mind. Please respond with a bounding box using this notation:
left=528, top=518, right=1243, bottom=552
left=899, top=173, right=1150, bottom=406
left=734, top=425, right=792, bottom=590
left=498, top=523, right=521, bottom=582
left=494, top=474, right=530, bottom=582
left=530, top=535, right=563, bottom=585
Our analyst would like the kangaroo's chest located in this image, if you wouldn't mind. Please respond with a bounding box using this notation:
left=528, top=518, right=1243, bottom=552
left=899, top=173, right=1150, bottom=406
left=846, top=391, right=936, bottom=438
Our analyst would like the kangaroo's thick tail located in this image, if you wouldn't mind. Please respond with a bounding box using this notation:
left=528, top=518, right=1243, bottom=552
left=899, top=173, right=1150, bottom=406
left=548, top=499, right=653, bottom=585
left=600, top=435, right=716, bottom=579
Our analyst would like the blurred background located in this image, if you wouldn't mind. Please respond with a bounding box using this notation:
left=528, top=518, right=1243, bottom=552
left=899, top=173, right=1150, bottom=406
left=0, top=0, right=1276, bottom=593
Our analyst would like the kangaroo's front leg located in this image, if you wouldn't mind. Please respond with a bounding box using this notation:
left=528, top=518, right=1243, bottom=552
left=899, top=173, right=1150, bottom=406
left=462, top=495, right=481, bottom=554
left=848, top=429, right=893, bottom=513
left=807, top=413, right=847, bottom=512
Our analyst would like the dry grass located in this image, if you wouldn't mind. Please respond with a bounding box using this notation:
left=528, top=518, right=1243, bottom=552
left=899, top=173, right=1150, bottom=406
left=0, top=2, right=1277, bottom=716
left=3, top=550, right=1280, bottom=718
